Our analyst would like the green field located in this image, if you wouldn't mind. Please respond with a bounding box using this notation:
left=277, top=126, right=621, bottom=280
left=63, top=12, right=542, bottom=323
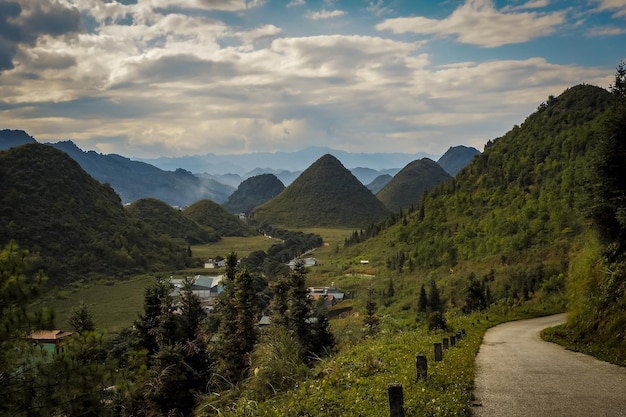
left=41, top=275, right=156, bottom=333
left=42, top=228, right=356, bottom=333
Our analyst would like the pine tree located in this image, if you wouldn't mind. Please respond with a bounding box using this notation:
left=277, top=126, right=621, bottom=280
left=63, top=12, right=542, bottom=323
left=69, top=301, right=96, bottom=333
left=363, top=286, right=380, bottom=333
left=589, top=61, right=626, bottom=260
left=179, top=275, right=206, bottom=342
left=417, top=283, right=428, bottom=313
left=215, top=253, right=259, bottom=384
left=428, top=279, right=442, bottom=312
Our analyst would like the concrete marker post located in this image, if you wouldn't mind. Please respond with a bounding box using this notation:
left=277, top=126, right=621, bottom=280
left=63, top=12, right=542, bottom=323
left=388, top=383, right=405, bottom=417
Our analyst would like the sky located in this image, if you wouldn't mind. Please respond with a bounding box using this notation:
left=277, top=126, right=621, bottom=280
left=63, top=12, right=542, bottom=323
left=1, top=0, right=625, bottom=159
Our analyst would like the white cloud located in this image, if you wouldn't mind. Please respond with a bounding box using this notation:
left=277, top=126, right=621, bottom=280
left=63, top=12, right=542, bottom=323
left=367, top=0, right=393, bottom=17
left=307, top=9, right=346, bottom=20
left=503, top=0, right=550, bottom=12
left=587, top=25, right=626, bottom=36
left=287, top=0, right=305, bottom=7
left=0, top=0, right=617, bottom=158
left=594, top=0, right=626, bottom=18
left=376, top=0, right=565, bottom=47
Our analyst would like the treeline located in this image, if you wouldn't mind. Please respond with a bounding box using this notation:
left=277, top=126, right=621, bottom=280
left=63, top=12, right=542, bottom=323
left=1, top=244, right=335, bottom=416
left=240, top=225, right=323, bottom=279
left=555, top=63, right=626, bottom=364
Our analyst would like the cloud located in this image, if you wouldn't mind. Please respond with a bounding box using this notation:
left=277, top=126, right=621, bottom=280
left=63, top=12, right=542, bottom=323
left=367, top=0, right=393, bottom=17
left=376, top=0, right=565, bottom=47
left=0, top=0, right=617, bottom=159
left=502, top=0, right=550, bottom=12
left=0, top=0, right=81, bottom=71
left=287, top=0, right=305, bottom=7
left=587, top=25, right=626, bottom=36
left=594, top=0, right=626, bottom=18
left=307, top=9, right=346, bottom=20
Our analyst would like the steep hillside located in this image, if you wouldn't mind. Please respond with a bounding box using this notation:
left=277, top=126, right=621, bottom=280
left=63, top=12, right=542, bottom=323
left=348, top=84, right=612, bottom=301
left=376, top=158, right=451, bottom=212
left=51, top=141, right=233, bottom=206
left=184, top=200, right=256, bottom=237
left=437, top=145, right=480, bottom=176
left=223, top=174, right=285, bottom=214
left=125, top=198, right=219, bottom=244
left=0, top=143, right=187, bottom=283
left=250, top=154, right=390, bottom=228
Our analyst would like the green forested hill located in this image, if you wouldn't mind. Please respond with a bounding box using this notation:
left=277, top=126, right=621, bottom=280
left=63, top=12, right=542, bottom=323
left=0, top=143, right=188, bottom=284
left=222, top=173, right=285, bottom=214
left=376, top=158, right=451, bottom=212
left=184, top=199, right=256, bottom=237
left=354, top=84, right=612, bottom=299
left=250, top=154, right=390, bottom=228
left=125, top=198, right=219, bottom=244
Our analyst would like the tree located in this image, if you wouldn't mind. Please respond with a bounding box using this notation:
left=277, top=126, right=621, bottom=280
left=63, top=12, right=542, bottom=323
left=69, top=301, right=96, bottom=333
left=0, top=241, right=54, bottom=416
left=363, top=286, right=380, bottom=333
left=179, top=276, right=206, bottom=342
left=134, top=276, right=176, bottom=355
left=428, top=279, right=442, bottom=312
left=386, top=277, right=395, bottom=298
left=417, top=283, right=428, bottom=313
left=463, top=272, right=487, bottom=313
left=215, top=253, right=258, bottom=384
left=588, top=61, right=626, bottom=260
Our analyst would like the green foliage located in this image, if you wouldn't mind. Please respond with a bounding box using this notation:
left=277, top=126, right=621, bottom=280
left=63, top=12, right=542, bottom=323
left=546, top=66, right=626, bottom=365
left=223, top=173, right=285, bottom=214
left=251, top=154, right=389, bottom=228
left=0, top=143, right=189, bottom=284
left=214, top=253, right=259, bottom=385
left=363, top=286, right=380, bottom=333
left=244, top=326, right=311, bottom=401
left=184, top=199, right=257, bottom=238
left=68, top=301, right=96, bottom=333
left=126, top=197, right=219, bottom=244
left=376, top=158, right=451, bottom=212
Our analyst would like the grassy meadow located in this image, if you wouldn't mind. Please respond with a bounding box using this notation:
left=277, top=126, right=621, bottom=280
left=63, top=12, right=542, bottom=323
left=42, top=228, right=355, bottom=333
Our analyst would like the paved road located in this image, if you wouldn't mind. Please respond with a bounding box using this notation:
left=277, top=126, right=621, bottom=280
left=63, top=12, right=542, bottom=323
left=473, top=314, right=626, bottom=417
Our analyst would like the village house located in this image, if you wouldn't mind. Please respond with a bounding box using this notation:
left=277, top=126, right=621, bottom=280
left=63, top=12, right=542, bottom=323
left=170, top=275, right=223, bottom=308
left=30, top=330, right=73, bottom=354
left=308, top=284, right=345, bottom=308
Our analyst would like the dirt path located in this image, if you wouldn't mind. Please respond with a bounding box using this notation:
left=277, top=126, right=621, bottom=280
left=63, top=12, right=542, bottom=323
left=473, top=314, right=626, bottom=417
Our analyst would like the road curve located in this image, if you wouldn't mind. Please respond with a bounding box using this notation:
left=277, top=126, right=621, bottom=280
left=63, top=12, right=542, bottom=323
left=472, top=314, right=626, bottom=417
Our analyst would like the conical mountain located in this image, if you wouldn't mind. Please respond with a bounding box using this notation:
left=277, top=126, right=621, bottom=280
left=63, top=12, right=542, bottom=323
left=0, top=143, right=185, bottom=284
left=184, top=199, right=256, bottom=237
left=223, top=173, right=285, bottom=214
left=250, top=154, right=390, bottom=228
left=126, top=198, right=219, bottom=244
left=437, top=145, right=480, bottom=176
left=376, top=159, right=451, bottom=212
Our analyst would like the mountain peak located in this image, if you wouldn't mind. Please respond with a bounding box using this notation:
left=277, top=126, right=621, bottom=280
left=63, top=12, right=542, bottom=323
left=251, top=154, right=389, bottom=228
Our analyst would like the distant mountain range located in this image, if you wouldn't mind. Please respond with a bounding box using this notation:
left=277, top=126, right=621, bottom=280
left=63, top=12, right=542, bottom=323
left=135, top=146, right=437, bottom=175
left=0, top=129, right=480, bottom=208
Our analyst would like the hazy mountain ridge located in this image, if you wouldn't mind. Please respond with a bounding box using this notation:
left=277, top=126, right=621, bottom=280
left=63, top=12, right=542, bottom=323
left=136, top=146, right=437, bottom=175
